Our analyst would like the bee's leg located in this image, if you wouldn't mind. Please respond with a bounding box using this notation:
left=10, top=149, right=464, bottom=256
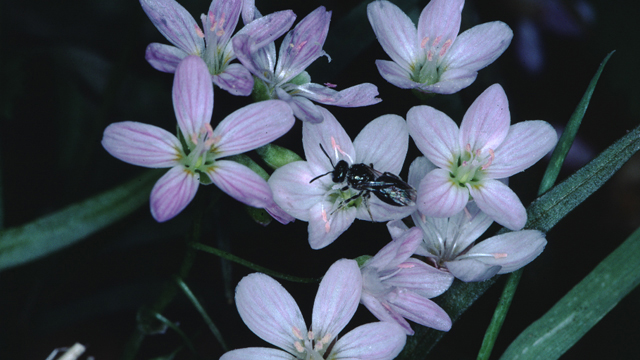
left=363, top=192, right=374, bottom=221
left=331, top=190, right=366, bottom=215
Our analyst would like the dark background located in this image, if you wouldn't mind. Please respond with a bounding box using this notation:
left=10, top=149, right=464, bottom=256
left=1, top=0, right=639, bottom=359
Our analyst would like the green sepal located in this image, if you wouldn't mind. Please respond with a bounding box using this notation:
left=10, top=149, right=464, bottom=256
left=289, top=71, right=311, bottom=86
left=251, top=76, right=272, bottom=102
left=256, top=143, right=303, bottom=170
left=354, top=255, right=372, bottom=267
left=197, top=170, right=212, bottom=185
left=245, top=206, right=273, bottom=226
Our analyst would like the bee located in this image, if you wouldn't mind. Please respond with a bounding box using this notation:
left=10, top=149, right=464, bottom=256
left=309, top=144, right=417, bottom=217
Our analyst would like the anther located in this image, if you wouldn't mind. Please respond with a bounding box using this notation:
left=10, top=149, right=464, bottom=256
left=420, top=37, right=429, bottom=49
left=195, top=25, right=205, bottom=39
left=481, top=149, right=495, bottom=170
left=292, top=327, right=304, bottom=340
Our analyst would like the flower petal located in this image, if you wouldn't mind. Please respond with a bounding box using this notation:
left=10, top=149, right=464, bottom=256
left=388, top=290, right=452, bottom=331
left=237, top=10, right=297, bottom=52
left=385, top=258, right=454, bottom=298
left=365, top=227, right=423, bottom=269
left=264, top=201, right=296, bottom=225
left=417, top=67, right=477, bottom=94
left=213, top=100, right=295, bottom=156
left=206, top=160, right=273, bottom=208
left=312, top=259, right=362, bottom=342
left=357, top=198, right=416, bottom=223
left=361, top=292, right=413, bottom=334
left=417, top=0, right=463, bottom=49
left=149, top=166, right=199, bottom=222
left=443, top=21, right=513, bottom=71
left=232, top=34, right=275, bottom=83
left=204, top=0, right=242, bottom=51
left=408, top=156, right=437, bottom=188
left=302, top=107, right=355, bottom=174
left=308, top=202, right=356, bottom=249
left=446, top=258, right=501, bottom=282
left=172, top=55, right=214, bottom=137
left=144, top=43, right=188, bottom=73
left=353, top=114, right=408, bottom=174
left=407, top=105, right=459, bottom=169
left=102, top=121, right=180, bottom=168
left=470, top=230, right=547, bottom=274
left=275, top=7, right=331, bottom=83
left=140, top=0, right=204, bottom=55
left=375, top=60, right=420, bottom=89
left=276, top=88, right=324, bottom=124
left=459, top=84, right=510, bottom=152
left=443, top=203, right=494, bottom=254
left=269, top=161, right=327, bottom=221
left=235, top=273, right=306, bottom=354
left=220, top=347, right=294, bottom=360
left=387, top=219, right=410, bottom=239
left=212, top=63, right=254, bottom=96
left=292, top=82, right=382, bottom=107
left=332, top=322, right=406, bottom=360
left=468, top=179, right=526, bottom=230
left=487, top=120, right=558, bottom=178
left=417, top=168, right=469, bottom=218
left=367, top=0, right=418, bottom=70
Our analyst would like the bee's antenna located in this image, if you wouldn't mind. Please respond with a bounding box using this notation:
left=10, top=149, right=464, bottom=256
left=318, top=143, right=334, bottom=167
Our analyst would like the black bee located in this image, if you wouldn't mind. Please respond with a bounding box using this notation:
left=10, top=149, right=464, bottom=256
left=309, top=144, right=417, bottom=215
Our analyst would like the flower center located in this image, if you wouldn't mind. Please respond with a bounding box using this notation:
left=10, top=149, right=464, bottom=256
left=197, top=11, right=232, bottom=74
left=180, top=124, right=219, bottom=173
left=291, top=327, right=333, bottom=360
left=411, top=35, right=453, bottom=85
left=449, top=144, right=494, bottom=187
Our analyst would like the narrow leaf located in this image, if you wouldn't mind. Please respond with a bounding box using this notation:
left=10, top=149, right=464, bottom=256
left=0, top=171, right=159, bottom=272
left=500, top=226, right=640, bottom=360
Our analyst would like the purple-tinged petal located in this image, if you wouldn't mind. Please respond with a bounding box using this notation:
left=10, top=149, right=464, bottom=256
left=354, top=115, right=408, bottom=174
left=445, top=203, right=494, bottom=254
left=269, top=161, right=327, bottom=221
left=385, top=258, right=453, bottom=298
left=387, top=219, right=410, bottom=239
left=470, top=230, right=546, bottom=274
left=375, top=60, right=421, bottom=89
left=308, top=202, right=356, bottom=249
left=220, top=347, right=293, bottom=360
left=312, top=259, right=361, bottom=339
left=417, top=168, right=468, bottom=217
left=366, top=227, right=423, bottom=269
left=232, top=35, right=271, bottom=82
left=172, top=56, right=213, bottom=137
left=332, top=322, right=406, bottom=360
left=417, top=0, right=463, bottom=49
left=235, top=273, right=306, bottom=354
left=443, top=22, right=513, bottom=72
left=389, top=291, right=452, bottom=331
left=145, top=43, right=188, bottom=73
left=264, top=201, right=296, bottom=225
left=140, top=0, right=204, bottom=55
left=149, top=166, right=199, bottom=222
left=367, top=0, right=418, bottom=70
left=212, top=63, right=254, bottom=96
left=292, top=83, right=382, bottom=107
left=102, top=122, right=180, bottom=168
left=361, top=292, right=413, bottom=334
left=357, top=199, right=416, bottom=223
left=446, top=258, right=501, bottom=282
left=206, top=160, right=273, bottom=208
left=416, top=67, right=477, bottom=94
left=241, top=0, right=257, bottom=25
left=236, top=10, right=297, bottom=51
left=277, top=89, right=324, bottom=124
left=407, top=105, right=459, bottom=169
left=203, top=0, right=242, bottom=50
left=459, top=84, right=510, bottom=152
left=275, top=7, right=332, bottom=84
left=213, top=100, right=295, bottom=156
left=487, top=120, right=558, bottom=178
left=302, top=107, right=355, bottom=174
left=408, top=156, right=437, bottom=188
left=468, top=179, right=526, bottom=231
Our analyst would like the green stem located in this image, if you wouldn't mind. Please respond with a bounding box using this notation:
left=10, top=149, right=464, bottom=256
left=191, top=243, right=320, bottom=283
left=175, top=276, right=228, bottom=352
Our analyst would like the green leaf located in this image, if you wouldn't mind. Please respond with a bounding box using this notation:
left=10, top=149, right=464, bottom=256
left=256, top=143, right=303, bottom=170
left=0, top=171, right=159, bottom=272
left=539, top=51, right=615, bottom=194
left=398, top=123, right=640, bottom=358
left=500, top=226, right=640, bottom=360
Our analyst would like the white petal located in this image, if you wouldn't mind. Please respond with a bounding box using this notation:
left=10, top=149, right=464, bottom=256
left=302, top=107, right=355, bottom=174
left=417, top=168, right=469, bottom=218
left=149, top=166, right=199, bottom=222
left=353, top=114, right=408, bottom=174
left=470, top=230, right=547, bottom=273
left=235, top=273, right=306, bottom=354
left=332, top=322, right=406, bottom=360
left=443, top=21, right=513, bottom=71
left=269, top=161, right=327, bottom=221
left=307, top=201, right=356, bottom=249
left=367, top=0, right=418, bottom=70
left=468, top=179, right=526, bottom=231
left=388, top=290, right=452, bottom=331
left=102, top=122, right=180, bottom=168
left=206, top=160, right=273, bottom=208
left=220, top=347, right=295, bottom=360
left=407, top=105, right=459, bottom=169
left=446, top=258, right=501, bottom=282
left=459, top=84, right=510, bottom=152
left=172, top=56, right=214, bottom=137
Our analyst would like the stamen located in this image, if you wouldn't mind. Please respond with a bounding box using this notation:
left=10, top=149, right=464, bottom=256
left=295, top=40, right=308, bottom=51
left=307, top=330, right=314, bottom=340
left=481, top=149, right=495, bottom=170
left=439, top=39, right=453, bottom=57
left=420, top=37, right=429, bottom=49
left=330, top=136, right=353, bottom=163
left=324, top=82, right=337, bottom=88
left=321, top=334, right=331, bottom=344
left=398, top=262, right=415, bottom=269
left=195, top=25, right=205, bottom=39
left=216, top=29, right=225, bottom=36
left=294, top=341, right=305, bottom=353
left=432, top=35, right=442, bottom=47
left=493, top=253, right=508, bottom=259
left=465, top=144, right=472, bottom=152
left=426, top=50, right=433, bottom=61
left=292, top=327, right=304, bottom=340
left=208, top=11, right=216, bottom=30
left=322, top=208, right=331, bottom=233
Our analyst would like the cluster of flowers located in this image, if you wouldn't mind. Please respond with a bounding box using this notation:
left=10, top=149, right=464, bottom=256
left=102, top=0, right=559, bottom=358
